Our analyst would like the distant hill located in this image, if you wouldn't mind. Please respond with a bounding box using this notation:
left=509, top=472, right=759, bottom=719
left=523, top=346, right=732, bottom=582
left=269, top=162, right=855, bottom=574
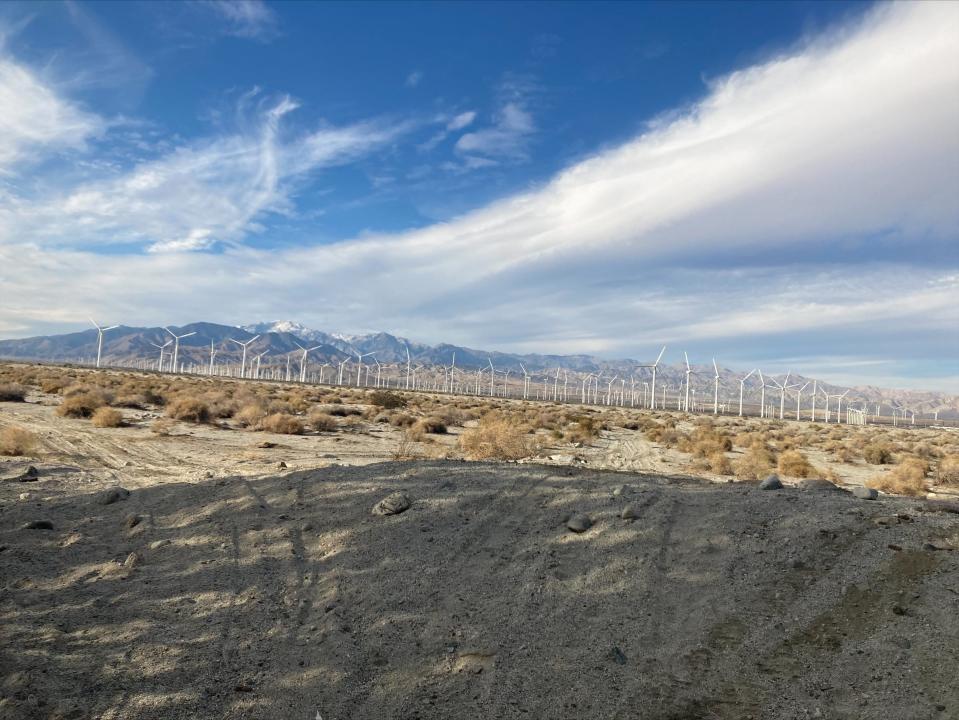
left=1, top=320, right=956, bottom=418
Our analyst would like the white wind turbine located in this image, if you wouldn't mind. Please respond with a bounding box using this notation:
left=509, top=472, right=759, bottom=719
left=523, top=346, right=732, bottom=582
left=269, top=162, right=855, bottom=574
left=229, top=335, right=260, bottom=379
left=683, top=352, right=694, bottom=412
left=519, top=364, right=531, bottom=400
left=757, top=370, right=770, bottom=418
left=164, top=327, right=197, bottom=374
left=352, top=350, right=375, bottom=387
left=149, top=339, right=172, bottom=373
left=487, top=358, right=496, bottom=397
left=208, top=341, right=219, bottom=376
left=637, top=346, right=666, bottom=410
left=447, top=353, right=456, bottom=393
left=712, top=358, right=721, bottom=415
left=337, top=357, right=350, bottom=385
left=739, top=369, right=756, bottom=417
left=294, top=342, right=323, bottom=383
left=252, top=350, right=268, bottom=379
left=405, top=345, right=412, bottom=390
left=795, top=382, right=810, bottom=421
left=90, top=319, right=119, bottom=369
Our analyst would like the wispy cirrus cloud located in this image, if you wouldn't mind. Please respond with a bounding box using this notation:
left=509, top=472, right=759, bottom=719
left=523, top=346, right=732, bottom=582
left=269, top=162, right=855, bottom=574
left=0, top=54, right=104, bottom=174
left=203, top=0, right=278, bottom=41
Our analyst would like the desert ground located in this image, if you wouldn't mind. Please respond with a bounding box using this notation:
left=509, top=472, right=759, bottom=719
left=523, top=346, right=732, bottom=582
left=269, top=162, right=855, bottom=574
left=1, top=363, right=958, bottom=719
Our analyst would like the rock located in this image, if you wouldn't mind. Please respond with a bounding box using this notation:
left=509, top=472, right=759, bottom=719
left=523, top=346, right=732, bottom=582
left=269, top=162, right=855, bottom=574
left=372, top=492, right=412, bottom=516
left=18, top=492, right=30, bottom=500
left=610, top=646, right=627, bottom=665
left=621, top=505, right=638, bottom=521
left=23, top=520, right=54, bottom=530
left=97, top=487, right=130, bottom=505
left=852, top=486, right=878, bottom=500
left=149, top=539, right=171, bottom=550
left=257, top=441, right=276, bottom=449
left=234, top=683, right=253, bottom=692
left=566, top=513, right=592, bottom=533
left=873, top=516, right=900, bottom=527
left=17, top=466, right=39, bottom=482
left=799, top=479, right=843, bottom=492
left=891, top=604, right=907, bottom=616
left=613, top=484, right=631, bottom=496
left=204, top=470, right=214, bottom=478
left=123, top=552, right=141, bottom=568
left=277, top=461, right=287, bottom=469
left=759, top=475, right=783, bottom=490
left=124, top=514, right=143, bottom=529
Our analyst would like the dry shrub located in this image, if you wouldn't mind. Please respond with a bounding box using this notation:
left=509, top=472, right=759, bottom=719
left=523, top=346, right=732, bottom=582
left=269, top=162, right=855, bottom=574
left=734, top=445, right=775, bottom=481
left=867, top=457, right=928, bottom=496
left=151, top=418, right=176, bottom=436
left=165, top=397, right=211, bottom=423
left=235, top=403, right=268, bottom=428
left=777, top=450, right=817, bottom=478
left=309, top=411, right=338, bottom=432
left=91, top=407, right=124, bottom=428
left=389, top=412, right=416, bottom=428
left=259, top=413, right=304, bottom=435
left=391, top=429, right=422, bottom=460
left=936, top=455, right=959, bottom=486
left=863, top=443, right=894, bottom=465
left=371, top=390, right=407, bottom=409
left=414, top=417, right=448, bottom=435
left=40, top=377, right=71, bottom=394
left=709, top=451, right=733, bottom=475
left=0, top=426, right=36, bottom=456
left=0, top=383, right=27, bottom=402
left=56, top=391, right=108, bottom=418
left=459, top=412, right=536, bottom=461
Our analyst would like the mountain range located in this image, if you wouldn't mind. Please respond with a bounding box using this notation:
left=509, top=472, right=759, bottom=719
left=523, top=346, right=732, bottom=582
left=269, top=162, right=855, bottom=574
left=0, top=320, right=955, bottom=418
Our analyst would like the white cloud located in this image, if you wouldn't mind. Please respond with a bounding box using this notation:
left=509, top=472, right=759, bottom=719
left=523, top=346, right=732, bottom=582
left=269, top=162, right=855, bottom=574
left=447, top=111, right=476, bottom=131
left=405, top=70, right=423, bottom=88
left=1, top=94, right=408, bottom=252
left=455, top=102, right=534, bottom=159
left=2, top=2, right=958, bottom=389
left=0, top=55, right=103, bottom=174
left=204, top=0, right=278, bottom=40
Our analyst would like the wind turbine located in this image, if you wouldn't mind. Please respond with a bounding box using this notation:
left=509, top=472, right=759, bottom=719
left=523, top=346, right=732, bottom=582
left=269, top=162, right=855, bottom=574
left=487, top=358, right=496, bottom=397
left=405, top=344, right=412, bottom=390
left=683, top=352, right=693, bottom=412
left=447, top=353, right=456, bottom=394
left=337, top=357, right=349, bottom=385
left=208, top=341, right=219, bottom=376
left=252, top=350, right=268, bottom=379
left=757, top=370, right=769, bottom=418
left=739, top=369, right=756, bottom=417
left=294, top=342, right=323, bottom=383
left=90, top=319, right=119, bottom=368
left=795, top=382, right=810, bottom=421
left=712, top=358, right=721, bottom=415
left=352, top=350, right=375, bottom=387
left=519, top=364, right=531, bottom=400
left=149, top=340, right=171, bottom=373
left=229, top=335, right=260, bottom=379
left=165, top=327, right=197, bottom=374
left=637, top=346, right=666, bottom=410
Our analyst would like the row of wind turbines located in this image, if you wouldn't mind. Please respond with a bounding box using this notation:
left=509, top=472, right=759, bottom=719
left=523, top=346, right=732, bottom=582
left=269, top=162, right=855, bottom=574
left=86, top=320, right=935, bottom=427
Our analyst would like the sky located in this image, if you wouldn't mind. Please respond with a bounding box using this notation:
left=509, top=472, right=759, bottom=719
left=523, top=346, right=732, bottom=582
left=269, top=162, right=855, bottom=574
left=0, top=0, right=957, bottom=391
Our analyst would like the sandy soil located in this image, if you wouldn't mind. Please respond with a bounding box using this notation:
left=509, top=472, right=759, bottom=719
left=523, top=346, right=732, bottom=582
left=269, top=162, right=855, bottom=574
left=2, top=388, right=959, bottom=719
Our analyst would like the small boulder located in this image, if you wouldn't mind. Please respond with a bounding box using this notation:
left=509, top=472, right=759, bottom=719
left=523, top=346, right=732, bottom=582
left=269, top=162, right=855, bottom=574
left=852, top=487, right=878, bottom=500
left=124, top=513, right=143, bottom=529
left=97, top=487, right=130, bottom=505
left=613, top=484, right=631, bottom=497
left=257, top=441, right=276, bottom=449
left=621, top=505, right=638, bottom=521
left=567, top=513, right=592, bottom=533
left=149, top=539, right=171, bottom=550
left=23, top=520, right=54, bottom=530
left=759, top=475, right=783, bottom=490
left=17, top=466, right=39, bottom=482
left=372, top=492, right=411, bottom=516
left=123, top=552, right=141, bottom=568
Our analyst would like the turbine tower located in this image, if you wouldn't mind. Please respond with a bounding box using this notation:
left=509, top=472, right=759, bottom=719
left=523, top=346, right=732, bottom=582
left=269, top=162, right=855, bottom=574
left=90, top=319, right=119, bottom=368
left=149, top=340, right=171, bottom=373
left=294, top=342, right=323, bottom=383
left=229, top=335, right=260, bottom=379
left=739, top=369, right=756, bottom=417
left=164, top=327, right=197, bottom=374
left=637, top=346, right=666, bottom=410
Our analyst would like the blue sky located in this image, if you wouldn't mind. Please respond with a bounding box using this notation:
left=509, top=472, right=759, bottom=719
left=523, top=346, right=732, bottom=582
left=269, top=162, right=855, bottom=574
left=0, top=1, right=957, bottom=391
